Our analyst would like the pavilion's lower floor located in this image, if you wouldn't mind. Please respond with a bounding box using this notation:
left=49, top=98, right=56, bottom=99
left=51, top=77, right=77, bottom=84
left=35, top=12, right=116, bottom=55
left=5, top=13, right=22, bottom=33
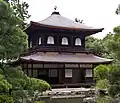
left=21, top=63, right=96, bottom=88
left=17, top=52, right=112, bottom=88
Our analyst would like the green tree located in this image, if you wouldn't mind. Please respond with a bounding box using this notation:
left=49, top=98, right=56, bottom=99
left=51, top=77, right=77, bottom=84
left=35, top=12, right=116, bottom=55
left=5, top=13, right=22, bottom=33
left=10, top=0, right=31, bottom=29
left=108, top=85, right=120, bottom=97
left=96, top=79, right=109, bottom=89
left=0, top=66, right=50, bottom=103
left=0, top=1, right=50, bottom=103
left=96, top=96, right=113, bottom=103
left=104, top=26, right=120, bottom=62
left=0, top=95, right=14, bottom=103
left=94, top=65, right=109, bottom=81
left=86, top=36, right=107, bottom=57
left=0, top=0, right=28, bottom=61
left=108, top=66, right=120, bottom=85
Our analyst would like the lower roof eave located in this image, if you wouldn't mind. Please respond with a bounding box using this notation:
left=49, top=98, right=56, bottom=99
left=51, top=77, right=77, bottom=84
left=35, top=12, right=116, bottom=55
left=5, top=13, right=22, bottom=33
left=19, top=52, right=113, bottom=65
left=19, top=58, right=112, bottom=65
left=27, top=21, right=104, bottom=36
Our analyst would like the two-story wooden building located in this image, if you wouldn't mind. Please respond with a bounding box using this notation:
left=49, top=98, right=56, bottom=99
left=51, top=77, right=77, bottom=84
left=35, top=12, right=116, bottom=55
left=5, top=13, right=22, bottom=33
left=18, top=11, right=112, bottom=88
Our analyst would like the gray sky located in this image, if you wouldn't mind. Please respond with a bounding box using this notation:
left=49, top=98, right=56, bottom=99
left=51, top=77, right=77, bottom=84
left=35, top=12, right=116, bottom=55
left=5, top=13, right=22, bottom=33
left=25, top=0, right=120, bottom=39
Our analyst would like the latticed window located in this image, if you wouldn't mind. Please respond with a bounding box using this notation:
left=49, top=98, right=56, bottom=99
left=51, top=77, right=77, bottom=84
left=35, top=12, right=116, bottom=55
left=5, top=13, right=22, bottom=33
left=62, top=37, right=68, bottom=45
left=75, top=38, right=81, bottom=46
left=85, top=69, right=92, bottom=77
left=47, top=36, right=54, bottom=44
left=49, top=69, right=57, bottom=77
left=65, top=69, right=72, bottom=77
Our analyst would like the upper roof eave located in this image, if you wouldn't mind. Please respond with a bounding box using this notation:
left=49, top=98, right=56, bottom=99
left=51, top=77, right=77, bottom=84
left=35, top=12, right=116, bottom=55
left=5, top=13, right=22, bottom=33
left=30, top=21, right=104, bottom=31
left=25, top=11, right=104, bottom=35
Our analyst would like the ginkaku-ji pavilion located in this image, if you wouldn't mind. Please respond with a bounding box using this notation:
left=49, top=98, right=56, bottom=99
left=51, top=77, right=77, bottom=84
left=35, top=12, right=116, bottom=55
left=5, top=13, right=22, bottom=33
left=17, top=10, right=112, bottom=88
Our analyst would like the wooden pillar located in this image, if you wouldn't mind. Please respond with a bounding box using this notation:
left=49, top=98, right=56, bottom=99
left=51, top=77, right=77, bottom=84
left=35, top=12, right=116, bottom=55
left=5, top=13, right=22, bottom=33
left=62, top=64, right=65, bottom=83
left=57, top=36, right=59, bottom=46
left=42, top=35, right=44, bottom=46
left=57, top=64, right=59, bottom=84
left=59, top=64, right=65, bottom=84
left=79, top=64, right=85, bottom=83
left=93, top=64, right=96, bottom=83
left=58, top=68, right=60, bottom=84
left=71, top=36, right=74, bottom=46
left=31, top=62, right=33, bottom=77
left=58, top=64, right=61, bottom=84
left=78, top=64, right=81, bottom=83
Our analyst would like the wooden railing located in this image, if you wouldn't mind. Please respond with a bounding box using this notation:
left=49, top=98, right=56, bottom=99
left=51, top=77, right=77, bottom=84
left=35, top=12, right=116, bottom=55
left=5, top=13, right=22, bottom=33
left=28, top=46, right=91, bottom=53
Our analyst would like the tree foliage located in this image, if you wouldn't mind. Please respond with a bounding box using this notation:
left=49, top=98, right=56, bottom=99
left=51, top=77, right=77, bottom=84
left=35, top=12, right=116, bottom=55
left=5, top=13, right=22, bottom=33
left=0, top=1, right=50, bottom=103
left=98, top=26, right=120, bottom=66
left=0, top=65, right=50, bottom=103
left=108, top=66, right=120, bottom=85
left=86, top=36, right=109, bottom=57
left=0, top=0, right=28, bottom=61
left=0, top=95, right=14, bottom=103
left=10, top=0, right=31, bottom=29
left=108, top=85, right=120, bottom=97
left=94, top=65, right=109, bottom=81
left=96, top=96, right=111, bottom=103
left=96, top=79, right=109, bottom=89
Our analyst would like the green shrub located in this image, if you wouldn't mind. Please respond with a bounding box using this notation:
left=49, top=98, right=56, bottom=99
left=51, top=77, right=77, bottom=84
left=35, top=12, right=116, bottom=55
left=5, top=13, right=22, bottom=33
left=0, top=95, right=14, bottom=103
left=97, top=96, right=111, bottom=103
left=26, top=78, right=51, bottom=92
left=108, top=67, right=120, bottom=85
left=96, top=79, right=109, bottom=89
left=108, top=85, right=120, bottom=96
left=94, top=65, right=109, bottom=81
left=0, top=66, right=50, bottom=103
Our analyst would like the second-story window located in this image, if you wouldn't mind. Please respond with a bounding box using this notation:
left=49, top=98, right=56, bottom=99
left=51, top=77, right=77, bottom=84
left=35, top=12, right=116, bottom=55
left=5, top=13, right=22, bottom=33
left=75, top=38, right=81, bottom=46
left=47, top=36, right=54, bottom=44
left=62, top=37, right=68, bottom=45
left=39, top=37, right=41, bottom=45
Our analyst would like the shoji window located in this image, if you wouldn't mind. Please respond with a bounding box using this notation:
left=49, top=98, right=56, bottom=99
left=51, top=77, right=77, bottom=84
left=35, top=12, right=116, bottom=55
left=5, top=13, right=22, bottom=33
left=65, top=69, right=72, bottom=78
left=47, top=36, right=54, bottom=44
left=75, top=38, right=81, bottom=46
left=49, top=69, right=57, bottom=77
left=85, top=69, right=92, bottom=77
left=62, top=37, right=68, bottom=45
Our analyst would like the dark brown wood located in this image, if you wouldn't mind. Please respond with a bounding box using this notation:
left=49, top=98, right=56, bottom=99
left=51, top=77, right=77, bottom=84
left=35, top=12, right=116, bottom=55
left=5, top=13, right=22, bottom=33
left=31, top=62, right=33, bottom=77
left=28, top=42, right=85, bottom=53
left=51, top=82, right=96, bottom=88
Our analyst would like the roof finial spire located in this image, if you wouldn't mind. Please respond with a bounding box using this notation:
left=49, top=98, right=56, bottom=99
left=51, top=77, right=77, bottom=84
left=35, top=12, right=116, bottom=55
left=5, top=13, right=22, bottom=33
left=52, top=6, right=60, bottom=15
left=54, top=6, right=57, bottom=11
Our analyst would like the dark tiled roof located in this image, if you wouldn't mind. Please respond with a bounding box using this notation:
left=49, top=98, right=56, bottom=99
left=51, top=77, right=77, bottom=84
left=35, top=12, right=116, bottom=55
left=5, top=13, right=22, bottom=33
left=29, top=12, right=104, bottom=33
